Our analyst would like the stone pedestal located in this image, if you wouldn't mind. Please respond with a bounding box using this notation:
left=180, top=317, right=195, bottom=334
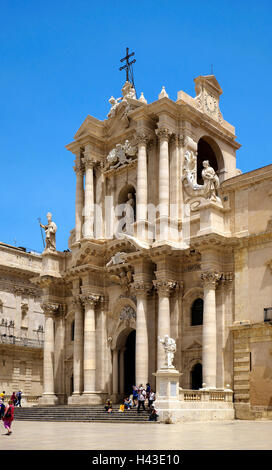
left=41, top=251, right=62, bottom=278
left=197, top=200, right=225, bottom=236
left=153, top=367, right=181, bottom=423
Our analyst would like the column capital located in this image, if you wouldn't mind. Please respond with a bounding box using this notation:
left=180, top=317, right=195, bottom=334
left=80, top=294, right=101, bottom=308
left=153, top=279, right=178, bottom=297
left=82, top=157, right=96, bottom=170
left=131, top=281, right=153, bottom=296
left=135, top=130, right=153, bottom=146
left=201, top=271, right=221, bottom=289
left=220, top=272, right=234, bottom=291
left=73, top=159, right=84, bottom=176
left=41, top=302, right=61, bottom=317
left=155, top=126, right=172, bottom=142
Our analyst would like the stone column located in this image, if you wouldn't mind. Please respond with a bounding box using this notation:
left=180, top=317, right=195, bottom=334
left=136, top=132, right=148, bottom=239
left=153, top=280, right=177, bottom=370
left=82, top=294, right=100, bottom=397
left=83, top=156, right=95, bottom=239
left=201, top=272, right=221, bottom=389
left=71, top=297, right=84, bottom=397
left=112, top=349, right=119, bottom=397
left=39, top=303, right=59, bottom=405
left=54, top=305, right=66, bottom=403
left=132, top=282, right=152, bottom=386
left=74, top=158, right=84, bottom=242
left=156, top=127, right=171, bottom=240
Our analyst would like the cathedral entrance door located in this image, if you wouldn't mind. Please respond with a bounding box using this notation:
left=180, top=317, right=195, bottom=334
left=123, top=330, right=136, bottom=396
left=191, top=363, right=202, bottom=390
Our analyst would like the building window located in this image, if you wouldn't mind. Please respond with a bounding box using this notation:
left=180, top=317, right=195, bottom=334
left=71, top=321, right=75, bottom=341
left=191, top=298, right=203, bottom=326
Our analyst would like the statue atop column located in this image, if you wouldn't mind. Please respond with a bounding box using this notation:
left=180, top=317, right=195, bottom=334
left=158, top=335, right=176, bottom=369
left=40, top=212, right=57, bottom=252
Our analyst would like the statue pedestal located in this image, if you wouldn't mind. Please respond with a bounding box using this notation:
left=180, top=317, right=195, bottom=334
left=39, top=393, right=59, bottom=406
left=41, top=251, right=62, bottom=278
left=153, top=367, right=182, bottom=423
left=197, top=199, right=226, bottom=237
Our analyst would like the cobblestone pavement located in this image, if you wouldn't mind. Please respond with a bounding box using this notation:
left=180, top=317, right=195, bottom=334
left=0, top=420, right=271, bottom=450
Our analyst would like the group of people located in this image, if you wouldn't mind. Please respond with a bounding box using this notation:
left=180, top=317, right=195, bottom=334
left=104, top=383, right=159, bottom=421
left=0, top=390, right=21, bottom=435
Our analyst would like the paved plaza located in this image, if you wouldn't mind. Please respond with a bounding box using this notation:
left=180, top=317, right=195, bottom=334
left=0, top=420, right=271, bottom=450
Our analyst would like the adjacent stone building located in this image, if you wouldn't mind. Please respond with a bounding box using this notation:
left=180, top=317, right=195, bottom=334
left=1, top=75, right=272, bottom=419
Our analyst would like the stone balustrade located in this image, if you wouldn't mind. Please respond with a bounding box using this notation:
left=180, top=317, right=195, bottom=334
left=179, top=389, right=233, bottom=403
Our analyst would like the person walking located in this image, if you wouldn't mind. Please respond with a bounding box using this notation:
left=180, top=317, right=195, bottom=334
left=0, top=398, right=5, bottom=420
left=132, top=385, right=138, bottom=407
left=137, top=387, right=146, bottom=413
left=16, top=390, right=22, bottom=407
left=10, top=392, right=17, bottom=406
left=0, top=391, right=6, bottom=402
left=2, top=400, right=14, bottom=435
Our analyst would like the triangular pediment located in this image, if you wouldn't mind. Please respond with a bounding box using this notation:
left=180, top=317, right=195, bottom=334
left=185, top=340, right=202, bottom=350
left=74, top=115, right=105, bottom=140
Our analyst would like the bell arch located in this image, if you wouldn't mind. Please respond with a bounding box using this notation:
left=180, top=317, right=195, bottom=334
left=197, top=136, right=224, bottom=184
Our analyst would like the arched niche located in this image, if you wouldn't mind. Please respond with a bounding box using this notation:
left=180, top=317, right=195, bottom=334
left=197, top=136, right=224, bottom=184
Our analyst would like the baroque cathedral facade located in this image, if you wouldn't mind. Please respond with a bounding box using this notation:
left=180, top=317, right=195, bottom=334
left=1, top=75, right=272, bottom=419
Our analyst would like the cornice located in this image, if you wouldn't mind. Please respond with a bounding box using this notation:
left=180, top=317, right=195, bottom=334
left=221, top=164, right=272, bottom=192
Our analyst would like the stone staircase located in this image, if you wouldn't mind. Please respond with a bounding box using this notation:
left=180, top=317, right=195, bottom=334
left=14, top=405, right=151, bottom=423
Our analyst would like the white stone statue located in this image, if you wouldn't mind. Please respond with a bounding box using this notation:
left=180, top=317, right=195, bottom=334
left=123, top=192, right=135, bottom=235
left=105, top=140, right=137, bottom=171
left=121, top=81, right=137, bottom=101
left=106, top=251, right=126, bottom=267
left=159, top=335, right=176, bottom=369
left=40, top=212, right=57, bottom=252
left=182, top=154, right=220, bottom=203
left=107, top=96, right=122, bottom=118
left=202, top=160, right=220, bottom=202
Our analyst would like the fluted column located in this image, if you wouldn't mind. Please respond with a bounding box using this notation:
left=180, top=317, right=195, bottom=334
left=156, top=127, right=171, bottom=240
left=73, top=158, right=84, bottom=242
left=153, top=280, right=177, bottom=370
left=39, top=303, right=59, bottom=405
left=72, top=296, right=84, bottom=395
left=83, top=156, right=95, bottom=239
left=81, top=294, right=100, bottom=394
left=135, top=132, right=149, bottom=239
left=201, top=272, right=221, bottom=389
left=132, top=281, right=152, bottom=386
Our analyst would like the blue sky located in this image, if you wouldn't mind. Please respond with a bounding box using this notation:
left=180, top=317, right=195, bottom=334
left=1, top=0, right=271, bottom=251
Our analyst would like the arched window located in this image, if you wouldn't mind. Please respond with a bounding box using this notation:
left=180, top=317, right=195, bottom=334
left=191, top=298, right=203, bottom=326
left=197, top=137, right=222, bottom=184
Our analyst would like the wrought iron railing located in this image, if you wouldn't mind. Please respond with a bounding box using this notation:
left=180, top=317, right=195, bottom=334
left=0, top=334, right=44, bottom=348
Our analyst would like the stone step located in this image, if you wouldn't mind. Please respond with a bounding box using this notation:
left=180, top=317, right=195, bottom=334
left=13, top=406, right=151, bottom=422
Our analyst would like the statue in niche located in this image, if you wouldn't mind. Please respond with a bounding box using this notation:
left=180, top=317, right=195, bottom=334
left=201, top=160, right=220, bottom=202
left=40, top=212, right=57, bottom=252
left=123, top=192, right=135, bottom=235
left=159, top=335, right=177, bottom=369
left=182, top=152, right=220, bottom=203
